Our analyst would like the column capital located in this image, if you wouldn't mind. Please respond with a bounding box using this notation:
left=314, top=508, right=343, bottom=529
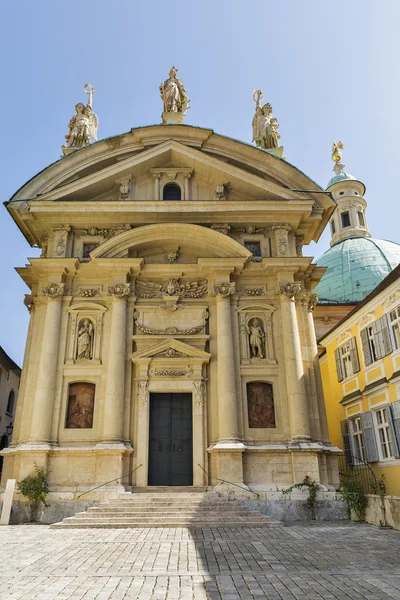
left=278, top=281, right=302, bottom=300
left=213, top=282, right=235, bottom=298
left=272, top=222, right=291, bottom=232
left=42, top=283, right=65, bottom=299
left=108, top=283, right=130, bottom=299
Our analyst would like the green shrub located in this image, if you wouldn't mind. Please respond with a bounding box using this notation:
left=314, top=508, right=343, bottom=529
left=339, top=479, right=368, bottom=522
left=18, top=464, right=49, bottom=521
left=282, top=475, right=319, bottom=520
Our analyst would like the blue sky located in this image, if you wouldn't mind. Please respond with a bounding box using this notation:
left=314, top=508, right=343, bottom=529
left=1, top=0, right=399, bottom=364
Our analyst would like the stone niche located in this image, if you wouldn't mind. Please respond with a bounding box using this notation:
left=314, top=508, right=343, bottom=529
left=237, top=303, right=276, bottom=364
left=66, top=302, right=107, bottom=364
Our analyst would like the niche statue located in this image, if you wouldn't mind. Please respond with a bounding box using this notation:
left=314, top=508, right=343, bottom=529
left=246, top=318, right=265, bottom=358
left=77, top=319, right=94, bottom=360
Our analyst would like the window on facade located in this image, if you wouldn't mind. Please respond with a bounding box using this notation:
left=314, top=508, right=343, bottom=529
left=374, top=407, right=394, bottom=460
left=330, top=220, right=336, bottom=235
left=341, top=212, right=351, bottom=227
left=163, top=184, right=181, bottom=200
left=360, top=317, right=393, bottom=366
left=350, top=417, right=365, bottom=462
left=83, top=243, right=99, bottom=259
left=334, top=337, right=360, bottom=382
left=358, top=211, right=365, bottom=227
left=244, top=241, right=261, bottom=260
left=6, top=390, right=15, bottom=416
left=389, top=306, right=400, bottom=350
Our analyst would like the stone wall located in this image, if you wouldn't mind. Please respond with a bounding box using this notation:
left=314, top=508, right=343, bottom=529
left=364, top=495, right=400, bottom=531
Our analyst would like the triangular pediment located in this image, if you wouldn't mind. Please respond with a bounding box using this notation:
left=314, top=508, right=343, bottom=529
left=130, top=338, right=211, bottom=362
left=20, top=139, right=315, bottom=203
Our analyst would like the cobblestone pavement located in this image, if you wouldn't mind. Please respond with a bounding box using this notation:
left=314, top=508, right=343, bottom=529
left=1, top=522, right=400, bottom=599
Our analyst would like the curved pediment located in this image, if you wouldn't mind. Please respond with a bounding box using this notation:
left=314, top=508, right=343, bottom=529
left=90, top=223, right=252, bottom=260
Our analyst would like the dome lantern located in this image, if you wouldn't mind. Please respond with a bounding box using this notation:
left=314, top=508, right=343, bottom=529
left=326, top=142, right=369, bottom=247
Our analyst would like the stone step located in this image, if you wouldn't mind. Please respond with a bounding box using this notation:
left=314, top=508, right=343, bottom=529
left=75, top=510, right=269, bottom=519
left=128, top=487, right=210, bottom=493
left=51, top=520, right=282, bottom=529
left=51, top=491, right=282, bottom=529
left=87, top=506, right=249, bottom=514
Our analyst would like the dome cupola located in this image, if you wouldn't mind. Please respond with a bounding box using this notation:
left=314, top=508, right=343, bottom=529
left=326, top=142, right=369, bottom=247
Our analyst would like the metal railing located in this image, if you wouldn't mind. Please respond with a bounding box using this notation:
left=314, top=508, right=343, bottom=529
left=77, top=464, right=142, bottom=499
left=198, top=463, right=259, bottom=498
left=338, top=454, right=377, bottom=494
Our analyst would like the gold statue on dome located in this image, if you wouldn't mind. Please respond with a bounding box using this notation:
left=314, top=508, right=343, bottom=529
left=63, top=84, right=98, bottom=154
left=331, top=141, right=345, bottom=174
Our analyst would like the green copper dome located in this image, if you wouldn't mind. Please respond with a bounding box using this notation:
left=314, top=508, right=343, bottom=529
left=326, top=172, right=356, bottom=188
left=314, top=237, right=400, bottom=303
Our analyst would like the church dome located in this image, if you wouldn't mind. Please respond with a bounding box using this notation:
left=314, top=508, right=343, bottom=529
left=326, top=172, right=356, bottom=188
left=314, top=237, right=400, bottom=303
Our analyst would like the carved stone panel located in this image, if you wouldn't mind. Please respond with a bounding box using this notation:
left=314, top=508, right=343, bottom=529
left=66, top=382, right=95, bottom=429
left=247, top=382, right=275, bottom=428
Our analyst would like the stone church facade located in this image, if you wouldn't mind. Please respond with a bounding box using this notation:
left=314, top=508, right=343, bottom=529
left=1, top=123, right=340, bottom=505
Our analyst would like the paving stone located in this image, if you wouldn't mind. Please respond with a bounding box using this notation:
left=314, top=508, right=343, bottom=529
left=0, top=522, right=400, bottom=598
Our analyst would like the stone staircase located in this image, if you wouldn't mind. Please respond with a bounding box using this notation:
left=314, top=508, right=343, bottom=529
left=51, top=490, right=283, bottom=529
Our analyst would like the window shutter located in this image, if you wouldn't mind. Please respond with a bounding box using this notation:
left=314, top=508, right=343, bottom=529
left=349, top=337, right=360, bottom=373
left=372, top=320, right=384, bottom=359
left=335, top=348, right=343, bottom=382
left=360, top=328, right=372, bottom=366
left=389, top=400, right=400, bottom=458
left=381, top=315, right=393, bottom=356
left=341, top=420, right=353, bottom=465
left=360, top=411, right=379, bottom=462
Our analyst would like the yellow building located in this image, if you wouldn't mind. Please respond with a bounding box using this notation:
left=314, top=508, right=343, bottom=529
left=320, top=263, right=400, bottom=528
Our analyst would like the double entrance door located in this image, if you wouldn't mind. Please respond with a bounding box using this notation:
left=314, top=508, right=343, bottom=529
left=148, top=393, right=193, bottom=486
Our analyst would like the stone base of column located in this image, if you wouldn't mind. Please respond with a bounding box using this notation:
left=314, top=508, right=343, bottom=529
left=1, top=445, right=134, bottom=498
left=209, top=443, right=246, bottom=490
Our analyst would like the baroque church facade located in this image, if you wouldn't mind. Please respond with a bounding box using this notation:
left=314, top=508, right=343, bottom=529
left=1, top=75, right=341, bottom=506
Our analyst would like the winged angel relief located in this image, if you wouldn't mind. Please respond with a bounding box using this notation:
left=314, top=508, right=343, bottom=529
left=136, top=278, right=208, bottom=299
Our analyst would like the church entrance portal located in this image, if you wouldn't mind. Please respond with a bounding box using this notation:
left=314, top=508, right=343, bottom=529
left=148, top=393, right=193, bottom=486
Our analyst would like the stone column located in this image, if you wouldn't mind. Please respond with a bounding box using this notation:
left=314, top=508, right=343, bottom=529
left=153, top=174, right=161, bottom=200
left=102, top=283, right=130, bottom=443
left=135, top=380, right=150, bottom=487
left=193, top=380, right=206, bottom=486
left=29, top=284, right=64, bottom=443
left=307, top=294, right=330, bottom=444
left=278, top=282, right=311, bottom=442
left=213, top=283, right=239, bottom=442
left=184, top=172, right=192, bottom=200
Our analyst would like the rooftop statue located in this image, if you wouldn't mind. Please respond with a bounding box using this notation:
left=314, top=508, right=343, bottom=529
left=63, top=84, right=98, bottom=154
left=331, top=140, right=345, bottom=175
left=252, top=90, right=280, bottom=151
left=160, top=66, right=190, bottom=124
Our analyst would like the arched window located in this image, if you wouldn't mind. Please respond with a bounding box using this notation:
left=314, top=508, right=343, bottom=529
left=6, top=390, right=15, bottom=416
left=163, top=183, right=181, bottom=201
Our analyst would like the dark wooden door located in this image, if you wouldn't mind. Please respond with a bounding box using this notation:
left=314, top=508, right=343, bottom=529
left=148, top=393, right=193, bottom=486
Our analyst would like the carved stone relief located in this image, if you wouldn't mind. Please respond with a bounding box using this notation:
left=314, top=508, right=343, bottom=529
left=165, top=247, right=180, bottom=263
left=210, top=224, right=231, bottom=235
left=278, top=282, right=302, bottom=299
left=53, top=226, right=71, bottom=258
left=295, top=235, right=304, bottom=257
left=243, top=288, right=264, bottom=296
left=214, top=183, right=230, bottom=201
left=78, top=287, right=101, bottom=298
left=149, top=367, right=193, bottom=377
left=116, top=177, right=134, bottom=201
left=272, top=224, right=291, bottom=257
left=74, top=224, right=132, bottom=240
left=24, top=294, right=36, bottom=312
left=213, top=283, right=235, bottom=297
left=193, top=380, right=206, bottom=410
left=134, top=310, right=208, bottom=335
left=108, top=283, right=130, bottom=299
left=136, top=278, right=207, bottom=299
left=137, top=380, right=149, bottom=409
left=42, top=283, right=65, bottom=299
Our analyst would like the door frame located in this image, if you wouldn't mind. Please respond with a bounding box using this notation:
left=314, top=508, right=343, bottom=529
left=135, top=378, right=206, bottom=487
left=148, top=392, right=194, bottom=486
